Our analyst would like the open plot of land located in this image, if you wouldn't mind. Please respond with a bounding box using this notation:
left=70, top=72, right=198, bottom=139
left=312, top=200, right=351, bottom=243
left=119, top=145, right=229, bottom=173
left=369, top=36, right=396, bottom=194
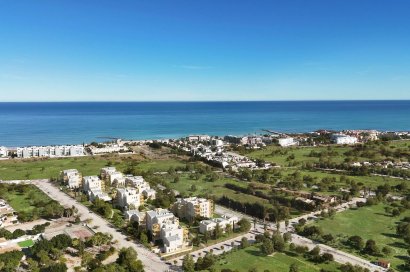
left=313, top=203, right=410, bottom=270
left=214, top=246, right=340, bottom=272
left=0, top=154, right=186, bottom=180
left=0, top=184, right=53, bottom=213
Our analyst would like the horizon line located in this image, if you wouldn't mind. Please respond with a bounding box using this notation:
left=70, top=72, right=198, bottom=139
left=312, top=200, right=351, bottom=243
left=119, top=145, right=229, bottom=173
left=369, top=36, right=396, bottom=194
left=1, top=99, right=410, bottom=103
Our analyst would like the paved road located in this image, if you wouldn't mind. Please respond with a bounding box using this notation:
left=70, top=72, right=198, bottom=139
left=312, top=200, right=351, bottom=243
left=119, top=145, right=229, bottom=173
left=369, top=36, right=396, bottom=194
left=171, top=201, right=386, bottom=272
left=30, top=179, right=170, bottom=272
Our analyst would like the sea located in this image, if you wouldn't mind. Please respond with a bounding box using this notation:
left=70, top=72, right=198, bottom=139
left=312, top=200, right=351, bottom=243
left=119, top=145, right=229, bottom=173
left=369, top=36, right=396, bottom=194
left=0, top=101, right=409, bottom=147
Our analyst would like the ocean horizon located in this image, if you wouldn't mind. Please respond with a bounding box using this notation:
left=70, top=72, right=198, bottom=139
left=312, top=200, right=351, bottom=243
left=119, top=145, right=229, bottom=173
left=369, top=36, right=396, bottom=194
left=0, top=100, right=409, bottom=147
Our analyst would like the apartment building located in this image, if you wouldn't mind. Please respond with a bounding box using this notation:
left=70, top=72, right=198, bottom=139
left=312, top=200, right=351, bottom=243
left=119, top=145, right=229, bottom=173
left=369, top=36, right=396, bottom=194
left=125, top=176, right=156, bottom=200
left=82, top=176, right=102, bottom=192
left=116, top=188, right=143, bottom=209
left=172, top=197, right=213, bottom=221
left=16, top=145, right=84, bottom=158
left=146, top=208, right=185, bottom=253
left=61, top=169, right=82, bottom=189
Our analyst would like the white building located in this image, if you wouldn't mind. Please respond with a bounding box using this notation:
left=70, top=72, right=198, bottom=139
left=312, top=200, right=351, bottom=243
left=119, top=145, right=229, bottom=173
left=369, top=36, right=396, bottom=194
left=186, top=135, right=211, bottom=142
left=16, top=145, right=84, bottom=158
left=83, top=176, right=102, bottom=192
left=88, top=189, right=112, bottom=202
left=0, top=146, right=8, bottom=158
left=125, top=176, right=156, bottom=200
left=331, top=134, right=358, bottom=145
left=144, top=208, right=185, bottom=253
left=161, top=221, right=184, bottom=253
left=278, top=137, right=296, bottom=147
left=172, top=197, right=213, bottom=221
left=125, top=210, right=146, bottom=224
left=100, top=167, right=117, bottom=180
left=116, top=188, right=142, bottom=210
left=199, top=215, right=238, bottom=234
left=61, top=169, right=82, bottom=189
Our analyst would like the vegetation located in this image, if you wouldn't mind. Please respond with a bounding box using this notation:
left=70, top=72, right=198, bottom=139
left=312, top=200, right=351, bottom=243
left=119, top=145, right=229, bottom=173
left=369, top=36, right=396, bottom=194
left=0, top=183, right=64, bottom=222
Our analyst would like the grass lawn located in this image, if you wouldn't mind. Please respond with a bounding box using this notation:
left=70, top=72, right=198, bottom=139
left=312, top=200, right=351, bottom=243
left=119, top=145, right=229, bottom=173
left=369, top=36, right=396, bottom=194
left=214, top=246, right=340, bottom=272
left=17, top=239, right=34, bottom=248
left=0, top=155, right=186, bottom=180
left=0, top=184, right=53, bottom=213
left=313, top=203, right=410, bottom=270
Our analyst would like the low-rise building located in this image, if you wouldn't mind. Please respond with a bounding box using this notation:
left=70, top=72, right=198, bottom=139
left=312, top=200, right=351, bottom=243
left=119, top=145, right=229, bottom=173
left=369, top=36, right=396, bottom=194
left=186, top=135, right=211, bottom=142
left=0, top=146, right=8, bottom=158
left=331, top=134, right=358, bottom=145
left=125, top=210, right=146, bottom=224
left=83, top=176, right=102, bottom=192
left=278, top=137, right=296, bottom=147
left=125, top=176, right=156, bottom=200
left=144, top=208, right=185, bottom=254
left=88, top=189, right=112, bottom=202
left=61, top=169, right=82, bottom=189
left=116, top=188, right=143, bottom=210
left=199, top=215, right=238, bottom=234
left=16, top=145, right=84, bottom=158
left=172, top=197, right=213, bottom=221
left=100, top=167, right=117, bottom=181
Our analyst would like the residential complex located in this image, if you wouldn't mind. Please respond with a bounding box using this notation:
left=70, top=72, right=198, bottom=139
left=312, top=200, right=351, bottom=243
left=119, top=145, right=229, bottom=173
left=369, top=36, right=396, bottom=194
left=16, top=145, right=84, bottom=158
left=172, top=197, right=213, bottom=221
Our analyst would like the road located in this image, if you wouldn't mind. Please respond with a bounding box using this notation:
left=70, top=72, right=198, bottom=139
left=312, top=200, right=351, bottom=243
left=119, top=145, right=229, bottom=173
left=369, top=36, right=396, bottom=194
left=170, top=201, right=386, bottom=272
left=30, top=179, right=171, bottom=272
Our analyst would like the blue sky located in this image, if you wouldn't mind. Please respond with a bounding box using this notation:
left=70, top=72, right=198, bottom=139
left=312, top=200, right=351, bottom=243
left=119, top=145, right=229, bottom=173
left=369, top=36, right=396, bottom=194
left=0, top=0, right=409, bottom=101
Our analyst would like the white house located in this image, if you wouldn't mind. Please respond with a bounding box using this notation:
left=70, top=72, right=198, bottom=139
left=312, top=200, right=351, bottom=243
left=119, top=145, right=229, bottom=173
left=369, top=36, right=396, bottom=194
left=100, top=167, right=117, bottom=180
left=161, top=221, right=184, bottom=253
left=88, top=189, right=112, bottom=202
left=331, top=134, right=358, bottom=145
left=116, top=188, right=142, bottom=209
left=125, top=176, right=156, bottom=200
left=61, top=169, right=82, bottom=189
left=199, top=215, right=238, bottom=234
left=278, top=137, right=296, bottom=147
left=125, top=210, right=146, bottom=224
left=0, top=146, right=8, bottom=158
left=83, top=176, right=102, bottom=192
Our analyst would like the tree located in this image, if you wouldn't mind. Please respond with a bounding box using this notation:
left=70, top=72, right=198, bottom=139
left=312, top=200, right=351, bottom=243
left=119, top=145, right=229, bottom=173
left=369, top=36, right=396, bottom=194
left=348, top=235, right=364, bottom=250
left=289, top=263, right=299, bottom=272
left=182, top=254, right=195, bottom=272
left=241, top=237, right=249, bottom=249
left=382, top=246, right=392, bottom=256
left=363, top=239, right=380, bottom=256
left=261, top=239, right=274, bottom=255
left=116, top=247, right=144, bottom=272
left=139, top=232, right=148, bottom=246
left=238, top=218, right=251, bottom=232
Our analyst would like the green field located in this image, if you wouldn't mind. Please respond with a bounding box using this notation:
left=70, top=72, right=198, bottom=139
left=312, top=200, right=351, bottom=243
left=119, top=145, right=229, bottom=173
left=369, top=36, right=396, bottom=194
left=0, top=155, right=186, bottom=180
left=17, top=239, right=34, bottom=248
left=0, top=184, right=53, bottom=213
left=245, top=140, right=410, bottom=167
left=213, top=246, right=340, bottom=272
left=313, top=203, right=410, bottom=270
